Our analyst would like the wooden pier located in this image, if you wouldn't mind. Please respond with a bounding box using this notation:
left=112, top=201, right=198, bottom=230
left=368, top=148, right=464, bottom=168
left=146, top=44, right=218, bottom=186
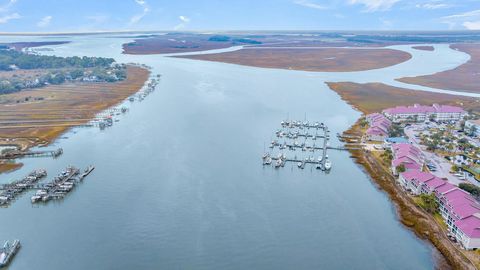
left=0, top=148, right=63, bottom=160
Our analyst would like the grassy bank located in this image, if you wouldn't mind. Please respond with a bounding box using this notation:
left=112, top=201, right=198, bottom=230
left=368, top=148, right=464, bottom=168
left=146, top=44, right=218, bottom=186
left=0, top=65, right=150, bottom=174
left=344, top=121, right=477, bottom=269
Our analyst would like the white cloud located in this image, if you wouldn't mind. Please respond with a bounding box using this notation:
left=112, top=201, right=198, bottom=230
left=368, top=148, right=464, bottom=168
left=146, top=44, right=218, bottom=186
left=463, top=21, right=480, bottom=30
left=441, top=9, right=480, bottom=30
left=0, top=12, right=20, bottom=23
left=293, top=0, right=328, bottom=10
left=0, top=0, right=17, bottom=12
left=179, top=15, right=190, bottom=23
left=416, top=3, right=450, bottom=9
left=174, top=15, right=191, bottom=30
left=442, top=9, right=480, bottom=20
left=37, top=15, right=52, bottom=27
left=348, top=0, right=400, bottom=12
left=129, top=0, right=150, bottom=25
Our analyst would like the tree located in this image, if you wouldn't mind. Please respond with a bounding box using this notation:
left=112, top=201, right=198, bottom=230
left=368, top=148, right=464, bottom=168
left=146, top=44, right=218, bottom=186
left=459, top=183, right=480, bottom=198
left=381, top=149, right=393, bottom=164
left=396, top=164, right=406, bottom=173
left=388, top=123, right=405, bottom=137
left=451, top=165, right=459, bottom=172
left=419, top=193, right=439, bottom=214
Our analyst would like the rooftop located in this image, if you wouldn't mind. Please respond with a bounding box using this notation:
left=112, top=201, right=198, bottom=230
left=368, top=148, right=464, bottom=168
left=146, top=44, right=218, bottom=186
left=455, top=215, right=480, bottom=238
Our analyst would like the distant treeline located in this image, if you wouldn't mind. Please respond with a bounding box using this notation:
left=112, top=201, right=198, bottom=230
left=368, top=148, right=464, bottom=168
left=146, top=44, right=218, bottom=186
left=208, top=35, right=262, bottom=44
left=0, top=49, right=115, bottom=71
left=0, top=47, right=126, bottom=95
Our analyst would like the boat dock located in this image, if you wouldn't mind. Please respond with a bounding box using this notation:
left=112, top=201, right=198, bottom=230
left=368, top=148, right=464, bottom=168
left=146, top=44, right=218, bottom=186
left=263, top=118, right=363, bottom=171
left=0, top=170, right=47, bottom=206
left=0, top=148, right=63, bottom=160
left=0, top=240, right=20, bottom=268
left=128, top=74, right=161, bottom=102
left=31, top=165, right=94, bottom=204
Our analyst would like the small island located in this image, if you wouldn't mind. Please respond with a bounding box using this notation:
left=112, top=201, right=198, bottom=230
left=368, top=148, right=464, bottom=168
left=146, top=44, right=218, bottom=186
left=412, top=45, right=435, bottom=51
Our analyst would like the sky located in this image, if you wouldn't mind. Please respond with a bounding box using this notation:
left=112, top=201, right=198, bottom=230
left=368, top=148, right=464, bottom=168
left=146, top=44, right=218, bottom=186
left=1, top=0, right=480, bottom=32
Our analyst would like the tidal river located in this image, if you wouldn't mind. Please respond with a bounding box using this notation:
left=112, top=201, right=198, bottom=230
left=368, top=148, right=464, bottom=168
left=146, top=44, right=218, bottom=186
left=0, top=35, right=468, bottom=269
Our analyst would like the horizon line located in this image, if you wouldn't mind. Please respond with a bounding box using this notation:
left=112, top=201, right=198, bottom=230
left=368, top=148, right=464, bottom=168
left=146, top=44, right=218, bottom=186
left=0, top=29, right=480, bottom=36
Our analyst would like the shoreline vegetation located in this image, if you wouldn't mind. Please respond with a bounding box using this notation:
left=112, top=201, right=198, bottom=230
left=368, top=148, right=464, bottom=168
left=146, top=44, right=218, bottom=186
left=0, top=65, right=150, bottom=174
left=174, top=48, right=412, bottom=72
left=326, top=82, right=480, bottom=114
left=344, top=122, right=476, bottom=270
left=398, top=44, right=480, bottom=93
left=0, top=46, right=127, bottom=95
left=0, top=41, right=70, bottom=51
left=330, top=81, right=480, bottom=269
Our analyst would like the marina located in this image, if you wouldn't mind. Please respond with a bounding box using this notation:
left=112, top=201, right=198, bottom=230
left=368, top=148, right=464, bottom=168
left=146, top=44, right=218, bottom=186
left=31, top=165, right=94, bottom=204
left=263, top=119, right=363, bottom=171
left=0, top=240, right=20, bottom=268
left=0, top=170, right=47, bottom=206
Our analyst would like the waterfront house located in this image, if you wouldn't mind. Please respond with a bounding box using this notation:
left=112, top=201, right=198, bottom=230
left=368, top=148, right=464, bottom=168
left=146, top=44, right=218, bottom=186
left=392, top=143, right=423, bottom=164
left=392, top=157, right=422, bottom=175
left=398, top=170, right=444, bottom=195
left=434, top=185, right=480, bottom=249
left=366, top=113, right=391, bottom=142
left=453, top=215, right=480, bottom=250
left=391, top=143, right=423, bottom=175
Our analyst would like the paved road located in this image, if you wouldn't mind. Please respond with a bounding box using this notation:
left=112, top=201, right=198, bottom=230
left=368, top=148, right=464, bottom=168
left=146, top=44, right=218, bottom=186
left=404, top=125, right=479, bottom=187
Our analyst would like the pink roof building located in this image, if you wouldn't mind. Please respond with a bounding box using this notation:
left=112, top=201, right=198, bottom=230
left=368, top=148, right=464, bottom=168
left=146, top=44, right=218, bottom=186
left=399, top=170, right=445, bottom=195
left=382, top=103, right=466, bottom=123
left=366, top=113, right=391, bottom=141
left=454, top=215, right=480, bottom=247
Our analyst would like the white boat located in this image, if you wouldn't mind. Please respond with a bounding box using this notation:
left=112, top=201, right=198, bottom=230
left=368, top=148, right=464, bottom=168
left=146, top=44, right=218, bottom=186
left=325, top=159, right=332, bottom=170
left=275, top=159, right=282, bottom=168
left=264, top=157, right=272, bottom=165
left=318, top=156, right=323, bottom=162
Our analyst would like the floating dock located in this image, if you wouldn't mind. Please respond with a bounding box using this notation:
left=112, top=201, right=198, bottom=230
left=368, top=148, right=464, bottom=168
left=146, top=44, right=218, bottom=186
left=263, top=119, right=363, bottom=171
left=31, top=165, right=94, bottom=204
left=0, top=170, right=47, bottom=206
left=0, top=240, right=20, bottom=268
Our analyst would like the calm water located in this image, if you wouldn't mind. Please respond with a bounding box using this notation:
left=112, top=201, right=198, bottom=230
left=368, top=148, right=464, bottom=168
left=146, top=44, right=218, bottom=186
left=0, top=35, right=465, bottom=269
